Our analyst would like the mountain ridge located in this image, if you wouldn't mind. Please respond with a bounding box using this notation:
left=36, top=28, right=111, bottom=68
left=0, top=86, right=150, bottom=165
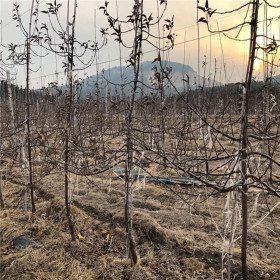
left=76, top=60, right=209, bottom=96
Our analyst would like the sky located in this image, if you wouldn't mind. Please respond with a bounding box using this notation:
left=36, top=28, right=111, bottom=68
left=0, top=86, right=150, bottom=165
left=0, top=0, right=280, bottom=88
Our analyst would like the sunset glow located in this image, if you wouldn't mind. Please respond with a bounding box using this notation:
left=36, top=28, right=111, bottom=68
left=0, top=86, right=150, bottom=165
left=0, top=1, right=279, bottom=85
left=254, top=58, right=262, bottom=72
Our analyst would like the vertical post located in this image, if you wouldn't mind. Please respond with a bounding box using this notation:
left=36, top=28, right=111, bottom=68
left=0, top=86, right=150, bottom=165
left=196, top=0, right=200, bottom=90
left=0, top=54, right=3, bottom=207
left=115, top=0, right=125, bottom=102
left=6, top=71, right=17, bottom=145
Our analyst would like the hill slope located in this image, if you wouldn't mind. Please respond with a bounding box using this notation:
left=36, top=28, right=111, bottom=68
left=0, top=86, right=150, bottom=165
left=77, top=60, right=210, bottom=96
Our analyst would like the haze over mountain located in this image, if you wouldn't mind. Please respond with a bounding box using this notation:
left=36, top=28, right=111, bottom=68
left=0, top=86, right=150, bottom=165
left=75, top=60, right=213, bottom=97
left=45, top=61, right=280, bottom=97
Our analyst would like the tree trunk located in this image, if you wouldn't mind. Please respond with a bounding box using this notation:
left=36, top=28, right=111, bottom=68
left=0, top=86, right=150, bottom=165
left=26, top=0, right=36, bottom=214
left=123, top=0, right=144, bottom=265
left=240, top=1, right=259, bottom=279
left=63, top=0, right=77, bottom=241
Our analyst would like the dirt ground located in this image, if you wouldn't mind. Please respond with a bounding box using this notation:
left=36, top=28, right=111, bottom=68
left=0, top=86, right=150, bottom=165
left=0, top=165, right=280, bottom=280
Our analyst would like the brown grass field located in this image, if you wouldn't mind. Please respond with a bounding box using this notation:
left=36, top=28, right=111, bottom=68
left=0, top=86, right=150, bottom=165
left=1, top=161, right=279, bottom=280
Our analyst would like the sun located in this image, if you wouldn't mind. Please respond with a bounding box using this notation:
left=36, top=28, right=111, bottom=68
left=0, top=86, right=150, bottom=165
left=253, top=58, right=262, bottom=71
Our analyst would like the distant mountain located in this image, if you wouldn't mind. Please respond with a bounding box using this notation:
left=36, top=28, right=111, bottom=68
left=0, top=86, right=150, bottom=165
left=75, top=60, right=212, bottom=97
left=272, top=74, right=280, bottom=83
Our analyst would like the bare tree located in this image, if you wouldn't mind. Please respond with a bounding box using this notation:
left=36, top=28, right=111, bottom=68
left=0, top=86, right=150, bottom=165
left=101, top=0, right=175, bottom=264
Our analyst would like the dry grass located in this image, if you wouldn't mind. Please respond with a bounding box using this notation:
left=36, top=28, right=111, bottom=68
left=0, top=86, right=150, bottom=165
left=0, top=184, right=104, bottom=280
left=1, top=158, right=280, bottom=279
